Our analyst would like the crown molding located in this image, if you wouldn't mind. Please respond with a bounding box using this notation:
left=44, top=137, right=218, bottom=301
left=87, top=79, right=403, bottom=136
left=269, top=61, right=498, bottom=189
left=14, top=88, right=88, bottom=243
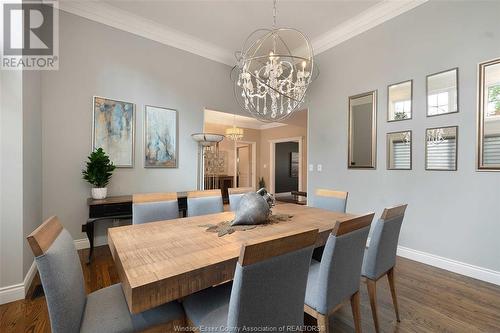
left=312, top=0, right=428, bottom=55
left=57, top=1, right=235, bottom=66
left=57, top=0, right=427, bottom=66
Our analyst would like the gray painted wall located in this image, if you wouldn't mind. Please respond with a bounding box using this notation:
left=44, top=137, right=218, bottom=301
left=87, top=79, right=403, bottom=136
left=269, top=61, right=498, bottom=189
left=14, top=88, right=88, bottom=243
left=307, top=1, right=500, bottom=271
left=22, top=71, right=42, bottom=276
left=41, top=12, right=239, bottom=241
left=0, top=71, right=24, bottom=287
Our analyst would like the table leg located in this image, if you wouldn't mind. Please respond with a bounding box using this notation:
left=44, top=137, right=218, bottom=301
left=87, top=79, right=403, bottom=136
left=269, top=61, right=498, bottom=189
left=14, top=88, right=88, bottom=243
left=85, top=220, right=94, bottom=264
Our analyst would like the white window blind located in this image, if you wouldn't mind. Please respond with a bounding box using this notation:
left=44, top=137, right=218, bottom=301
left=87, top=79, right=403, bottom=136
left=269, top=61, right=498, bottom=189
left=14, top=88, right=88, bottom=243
left=393, top=142, right=411, bottom=169
left=484, top=136, right=500, bottom=165
left=426, top=139, right=456, bottom=169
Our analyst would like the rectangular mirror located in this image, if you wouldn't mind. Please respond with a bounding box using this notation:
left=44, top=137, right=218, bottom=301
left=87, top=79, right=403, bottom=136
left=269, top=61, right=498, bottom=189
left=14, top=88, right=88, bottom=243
left=388, top=80, right=412, bottom=121
left=478, top=57, right=500, bottom=170
left=427, top=68, right=458, bottom=116
left=348, top=91, right=377, bottom=169
left=425, top=126, right=458, bottom=171
left=387, top=131, right=412, bottom=170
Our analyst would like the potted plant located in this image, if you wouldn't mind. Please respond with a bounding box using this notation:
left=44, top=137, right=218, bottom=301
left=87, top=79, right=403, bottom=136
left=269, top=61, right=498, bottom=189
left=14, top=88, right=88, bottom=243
left=82, top=148, right=116, bottom=199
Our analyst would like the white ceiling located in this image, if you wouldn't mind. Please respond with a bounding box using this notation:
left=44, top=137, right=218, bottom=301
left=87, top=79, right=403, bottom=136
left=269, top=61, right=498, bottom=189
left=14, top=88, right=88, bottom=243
left=102, top=0, right=380, bottom=52
left=205, top=108, right=307, bottom=130
left=60, top=0, right=427, bottom=65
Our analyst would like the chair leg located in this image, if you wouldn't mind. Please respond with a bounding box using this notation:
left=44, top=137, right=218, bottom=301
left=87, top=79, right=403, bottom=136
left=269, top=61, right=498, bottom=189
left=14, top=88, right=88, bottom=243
left=387, top=267, right=401, bottom=322
left=350, top=291, right=362, bottom=333
left=317, top=313, right=329, bottom=333
left=366, top=279, right=380, bottom=333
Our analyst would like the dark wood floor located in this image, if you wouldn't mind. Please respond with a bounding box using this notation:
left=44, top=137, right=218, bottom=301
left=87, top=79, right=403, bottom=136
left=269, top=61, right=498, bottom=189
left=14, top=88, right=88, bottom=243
left=1, top=245, right=499, bottom=333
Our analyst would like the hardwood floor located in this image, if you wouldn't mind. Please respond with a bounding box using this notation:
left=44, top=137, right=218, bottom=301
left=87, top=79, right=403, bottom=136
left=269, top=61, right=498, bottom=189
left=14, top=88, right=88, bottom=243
left=1, top=245, right=499, bottom=333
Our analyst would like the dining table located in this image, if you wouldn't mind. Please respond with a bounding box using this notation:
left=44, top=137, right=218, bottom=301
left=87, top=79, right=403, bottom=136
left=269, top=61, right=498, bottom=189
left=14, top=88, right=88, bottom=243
left=108, top=203, right=356, bottom=314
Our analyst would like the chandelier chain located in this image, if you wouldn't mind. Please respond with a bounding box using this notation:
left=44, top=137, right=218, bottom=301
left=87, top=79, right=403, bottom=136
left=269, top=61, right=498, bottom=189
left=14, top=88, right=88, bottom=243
left=272, top=0, right=277, bottom=28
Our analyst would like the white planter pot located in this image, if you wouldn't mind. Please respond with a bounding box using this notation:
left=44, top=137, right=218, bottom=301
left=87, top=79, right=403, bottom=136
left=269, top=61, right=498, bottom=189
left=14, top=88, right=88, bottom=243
left=91, top=187, right=107, bottom=200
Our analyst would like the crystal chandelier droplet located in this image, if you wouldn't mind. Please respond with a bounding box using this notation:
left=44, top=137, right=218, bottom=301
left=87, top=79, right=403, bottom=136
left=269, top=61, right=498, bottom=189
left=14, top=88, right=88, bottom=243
left=231, top=1, right=315, bottom=122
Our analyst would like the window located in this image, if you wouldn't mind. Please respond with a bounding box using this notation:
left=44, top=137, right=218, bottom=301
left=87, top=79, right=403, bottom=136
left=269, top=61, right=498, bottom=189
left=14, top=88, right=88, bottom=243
left=393, top=100, right=411, bottom=120
left=487, top=84, right=500, bottom=116
left=428, top=92, right=449, bottom=115
left=392, top=141, right=411, bottom=169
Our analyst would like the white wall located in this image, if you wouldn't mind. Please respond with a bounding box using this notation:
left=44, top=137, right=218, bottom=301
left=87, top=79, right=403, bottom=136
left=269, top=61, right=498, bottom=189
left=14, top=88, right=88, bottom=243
left=307, top=1, right=500, bottom=273
left=41, top=12, right=239, bottom=241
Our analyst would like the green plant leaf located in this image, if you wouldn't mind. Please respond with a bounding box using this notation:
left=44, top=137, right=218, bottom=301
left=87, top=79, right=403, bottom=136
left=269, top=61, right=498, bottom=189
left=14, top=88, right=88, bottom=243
left=82, top=148, right=116, bottom=187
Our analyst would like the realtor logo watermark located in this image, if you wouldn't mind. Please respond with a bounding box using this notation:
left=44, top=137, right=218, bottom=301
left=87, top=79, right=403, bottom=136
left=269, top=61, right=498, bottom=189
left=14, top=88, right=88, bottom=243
left=1, top=0, right=59, bottom=70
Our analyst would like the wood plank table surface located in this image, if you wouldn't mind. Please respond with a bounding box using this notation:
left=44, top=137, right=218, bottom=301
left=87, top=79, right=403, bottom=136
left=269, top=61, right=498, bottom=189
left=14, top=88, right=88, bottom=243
left=108, top=203, right=356, bottom=314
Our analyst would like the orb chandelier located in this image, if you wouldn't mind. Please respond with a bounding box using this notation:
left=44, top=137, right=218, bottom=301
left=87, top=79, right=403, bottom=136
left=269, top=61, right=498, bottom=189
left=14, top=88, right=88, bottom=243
left=225, top=126, right=244, bottom=141
left=231, top=0, right=316, bottom=122
left=225, top=113, right=244, bottom=141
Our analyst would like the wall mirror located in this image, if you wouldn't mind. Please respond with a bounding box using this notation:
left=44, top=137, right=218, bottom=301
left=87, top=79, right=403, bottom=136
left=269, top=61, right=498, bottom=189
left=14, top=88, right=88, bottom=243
left=426, top=68, right=458, bottom=116
left=388, top=80, right=412, bottom=121
left=425, top=126, right=458, bottom=171
left=348, top=90, right=377, bottom=169
left=478, top=57, right=500, bottom=170
left=387, top=131, right=412, bottom=170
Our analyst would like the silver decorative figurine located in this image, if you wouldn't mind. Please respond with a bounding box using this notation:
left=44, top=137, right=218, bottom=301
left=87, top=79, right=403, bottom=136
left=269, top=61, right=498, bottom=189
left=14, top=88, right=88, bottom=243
left=231, top=188, right=275, bottom=226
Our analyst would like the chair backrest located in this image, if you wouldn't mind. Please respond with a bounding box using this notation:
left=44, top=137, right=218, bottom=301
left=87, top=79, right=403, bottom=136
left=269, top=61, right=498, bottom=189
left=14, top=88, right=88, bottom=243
left=228, top=187, right=253, bottom=211
left=187, top=189, right=224, bottom=217
left=313, top=213, right=374, bottom=314
left=132, top=192, right=179, bottom=224
left=363, top=204, right=407, bottom=280
left=27, top=216, right=86, bottom=333
left=314, top=189, right=349, bottom=213
left=227, top=229, right=318, bottom=331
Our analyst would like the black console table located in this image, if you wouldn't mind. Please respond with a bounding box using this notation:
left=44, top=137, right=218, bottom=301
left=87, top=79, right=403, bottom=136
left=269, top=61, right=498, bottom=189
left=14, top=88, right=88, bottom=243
left=83, top=193, right=187, bottom=262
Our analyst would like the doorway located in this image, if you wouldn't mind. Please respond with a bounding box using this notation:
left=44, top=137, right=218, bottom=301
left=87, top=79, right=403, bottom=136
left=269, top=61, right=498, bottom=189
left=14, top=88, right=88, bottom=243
left=234, top=141, right=257, bottom=189
left=269, top=136, right=303, bottom=194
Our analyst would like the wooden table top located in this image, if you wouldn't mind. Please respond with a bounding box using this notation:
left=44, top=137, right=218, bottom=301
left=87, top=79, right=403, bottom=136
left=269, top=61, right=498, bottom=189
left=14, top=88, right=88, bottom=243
left=108, top=203, right=355, bottom=313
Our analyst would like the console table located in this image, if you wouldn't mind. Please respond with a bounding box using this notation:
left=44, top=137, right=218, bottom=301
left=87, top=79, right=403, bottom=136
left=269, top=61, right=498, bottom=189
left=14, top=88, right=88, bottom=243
left=83, top=193, right=187, bottom=262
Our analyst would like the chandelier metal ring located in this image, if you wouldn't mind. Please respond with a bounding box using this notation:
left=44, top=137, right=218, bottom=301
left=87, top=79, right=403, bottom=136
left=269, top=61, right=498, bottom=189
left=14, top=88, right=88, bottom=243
left=231, top=18, right=317, bottom=123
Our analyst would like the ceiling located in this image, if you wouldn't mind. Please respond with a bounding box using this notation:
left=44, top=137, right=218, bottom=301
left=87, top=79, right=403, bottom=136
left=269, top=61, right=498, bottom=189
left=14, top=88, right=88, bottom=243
left=60, top=0, right=427, bottom=65
left=205, top=109, right=307, bottom=130
left=102, top=0, right=380, bottom=52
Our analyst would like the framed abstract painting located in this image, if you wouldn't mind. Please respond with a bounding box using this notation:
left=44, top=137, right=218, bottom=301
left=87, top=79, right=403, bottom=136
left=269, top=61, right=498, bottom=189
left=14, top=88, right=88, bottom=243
left=92, top=96, right=135, bottom=168
left=144, top=105, right=178, bottom=168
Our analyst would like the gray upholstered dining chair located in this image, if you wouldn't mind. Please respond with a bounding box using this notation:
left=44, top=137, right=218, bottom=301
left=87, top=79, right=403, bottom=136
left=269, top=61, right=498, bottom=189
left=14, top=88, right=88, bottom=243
left=362, top=204, right=407, bottom=333
left=182, top=229, right=319, bottom=332
left=312, top=188, right=349, bottom=261
left=228, top=187, right=253, bottom=211
left=314, top=188, right=349, bottom=213
left=304, top=213, right=374, bottom=333
left=132, top=192, right=179, bottom=224
left=27, top=216, right=185, bottom=333
left=187, top=189, right=224, bottom=217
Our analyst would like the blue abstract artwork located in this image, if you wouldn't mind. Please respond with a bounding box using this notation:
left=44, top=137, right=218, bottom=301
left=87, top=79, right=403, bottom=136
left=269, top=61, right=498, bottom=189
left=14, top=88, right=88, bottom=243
left=144, top=106, right=177, bottom=168
left=93, top=97, right=135, bottom=167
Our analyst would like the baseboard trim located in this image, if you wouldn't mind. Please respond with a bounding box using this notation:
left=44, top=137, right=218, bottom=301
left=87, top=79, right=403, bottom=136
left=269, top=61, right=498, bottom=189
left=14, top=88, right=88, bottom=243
left=74, top=238, right=90, bottom=250
left=0, top=261, right=38, bottom=305
left=396, top=246, right=500, bottom=286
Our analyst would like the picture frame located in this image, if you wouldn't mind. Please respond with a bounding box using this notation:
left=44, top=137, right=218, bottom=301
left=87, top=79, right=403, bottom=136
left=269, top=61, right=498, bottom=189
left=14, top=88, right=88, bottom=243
left=425, top=126, right=458, bottom=171
left=144, top=105, right=178, bottom=168
left=290, top=151, right=299, bottom=177
left=426, top=68, right=459, bottom=117
left=92, top=96, right=135, bottom=168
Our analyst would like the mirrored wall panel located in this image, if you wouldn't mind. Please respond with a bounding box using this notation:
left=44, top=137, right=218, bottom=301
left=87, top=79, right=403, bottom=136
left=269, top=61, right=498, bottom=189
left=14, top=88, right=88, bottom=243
left=427, top=68, right=458, bottom=116
left=478, top=57, right=500, bottom=170
left=425, top=126, right=458, bottom=171
left=387, top=131, right=412, bottom=170
left=348, top=91, right=377, bottom=169
left=388, top=80, right=412, bottom=121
